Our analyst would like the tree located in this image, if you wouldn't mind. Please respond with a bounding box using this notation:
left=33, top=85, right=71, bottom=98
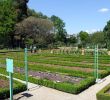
left=28, top=9, right=48, bottom=19
left=0, top=0, right=16, bottom=48
left=15, top=16, right=54, bottom=47
left=91, top=31, right=105, bottom=48
left=103, top=20, right=110, bottom=49
left=78, top=31, right=89, bottom=47
left=50, top=15, right=67, bottom=44
left=13, top=0, right=29, bottom=21
left=67, top=35, right=77, bottom=46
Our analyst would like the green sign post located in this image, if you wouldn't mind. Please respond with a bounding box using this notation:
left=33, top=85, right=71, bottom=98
left=25, top=48, right=28, bottom=90
left=94, top=45, right=99, bottom=82
left=6, top=59, right=13, bottom=100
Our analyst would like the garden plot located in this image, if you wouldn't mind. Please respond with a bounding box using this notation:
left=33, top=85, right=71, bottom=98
left=0, top=51, right=110, bottom=94
left=29, top=71, right=83, bottom=84
left=15, top=67, right=83, bottom=84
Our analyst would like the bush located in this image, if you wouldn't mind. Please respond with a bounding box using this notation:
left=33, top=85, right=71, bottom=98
left=97, top=84, right=110, bottom=100
left=28, top=77, right=95, bottom=94
left=0, top=76, right=26, bottom=99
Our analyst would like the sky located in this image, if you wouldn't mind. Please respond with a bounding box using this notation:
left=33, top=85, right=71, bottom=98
left=28, top=0, right=110, bottom=34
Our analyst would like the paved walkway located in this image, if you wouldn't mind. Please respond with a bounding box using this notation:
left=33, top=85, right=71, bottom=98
left=13, top=75, right=110, bottom=100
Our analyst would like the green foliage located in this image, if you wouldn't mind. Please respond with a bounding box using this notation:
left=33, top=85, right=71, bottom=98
left=103, top=20, right=110, bottom=50
left=0, top=75, right=26, bottom=99
left=15, top=16, right=54, bottom=47
left=78, top=31, right=89, bottom=47
left=67, top=35, right=77, bottom=46
left=90, top=31, right=105, bottom=48
left=15, top=72, right=95, bottom=94
left=51, top=15, right=67, bottom=44
left=13, top=0, right=29, bottom=21
left=97, top=84, right=110, bottom=100
left=0, top=0, right=16, bottom=47
left=28, top=9, right=48, bottom=19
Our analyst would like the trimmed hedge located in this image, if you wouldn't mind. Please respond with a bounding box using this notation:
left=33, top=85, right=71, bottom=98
left=97, top=84, right=110, bottom=100
left=0, top=68, right=95, bottom=94
left=14, top=72, right=95, bottom=94
left=0, top=75, right=26, bottom=99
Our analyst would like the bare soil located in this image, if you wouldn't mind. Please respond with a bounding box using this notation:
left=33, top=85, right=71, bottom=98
left=15, top=67, right=83, bottom=84
left=0, top=79, right=9, bottom=88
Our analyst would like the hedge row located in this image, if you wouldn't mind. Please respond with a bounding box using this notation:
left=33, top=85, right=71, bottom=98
left=97, top=84, right=110, bottom=100
left=15, top=73, right=95, bottom=94
left=0, top=75, right=26, bottom=99
left=28, top=77, right=95, bottom=94
left=0, top=68, right=95, bottom=94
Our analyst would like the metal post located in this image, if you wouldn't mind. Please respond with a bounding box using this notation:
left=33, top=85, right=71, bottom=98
left=25, top=48, right=28, bottom=90
left=96, top=45, right=99, bottom=80
left=9, top=72, right=13, bottom=100
left=94, top=45, right=96, bottom=78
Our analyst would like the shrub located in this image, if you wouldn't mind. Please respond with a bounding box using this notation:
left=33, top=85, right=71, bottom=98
left=0, top=75, right=26, bottom=99
left=97, top=84, right=110, bottom=100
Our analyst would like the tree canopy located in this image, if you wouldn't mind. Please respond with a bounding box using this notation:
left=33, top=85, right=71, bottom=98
left=0, top=0, right=110, bottom=49
left=103, top=20, right=110, bottom=49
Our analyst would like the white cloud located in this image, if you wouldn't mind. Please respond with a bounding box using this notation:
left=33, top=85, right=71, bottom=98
left=98, top=8, right=109, bottom=13
left=85, top=29, right=101, bottom=33
left=85, top=30, right=89, bottom=33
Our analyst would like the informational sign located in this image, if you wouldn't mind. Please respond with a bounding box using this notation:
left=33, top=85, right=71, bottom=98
left=6, top=58, right=14, bottom=100
left=6, top=59, right=13, bottom=73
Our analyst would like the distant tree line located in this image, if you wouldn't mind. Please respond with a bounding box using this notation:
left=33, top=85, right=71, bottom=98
left=0, top=0, right=110, bottom=50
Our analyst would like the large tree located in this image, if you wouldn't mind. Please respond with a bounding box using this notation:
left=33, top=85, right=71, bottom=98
left=15, top=17, right=54, bottom=47
left=50, top=15, right=67, bottom=44
left=78, top=31, right=89, bottom=47
left=0, top=0, right=16, bottom=48
left=91, top=31, right=105, bottom=47
left=13, top=0, right=29, bottom=21
left=67, top=35, right=77, bottom=46
left=28, top=9, right=48, bottom=19
left=103, top=20, right=110, bottom=49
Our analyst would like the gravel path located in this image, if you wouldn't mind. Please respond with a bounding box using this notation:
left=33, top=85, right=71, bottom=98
left=13, top=75, right=110, bottom=100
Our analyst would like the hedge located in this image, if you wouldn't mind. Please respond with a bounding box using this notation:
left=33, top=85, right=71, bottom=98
left=97, top=84, right=110, bottom=100
left=0, top=68, right=95, bottom=94
left=0, top=75, right=26, bottom=99
left=14, top=72, right=95, bottom=94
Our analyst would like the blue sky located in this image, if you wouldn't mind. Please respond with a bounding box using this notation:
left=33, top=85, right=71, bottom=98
left=28, top=0, right=110, bottom=34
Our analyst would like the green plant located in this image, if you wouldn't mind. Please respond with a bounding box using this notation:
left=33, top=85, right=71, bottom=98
left=97, top=84, right=110, bottom=100
left=0, top=75, right=26, bottom=99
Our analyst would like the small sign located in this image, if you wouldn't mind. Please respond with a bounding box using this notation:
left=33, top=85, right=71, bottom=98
left=6, top=59, right=13, bottom=73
